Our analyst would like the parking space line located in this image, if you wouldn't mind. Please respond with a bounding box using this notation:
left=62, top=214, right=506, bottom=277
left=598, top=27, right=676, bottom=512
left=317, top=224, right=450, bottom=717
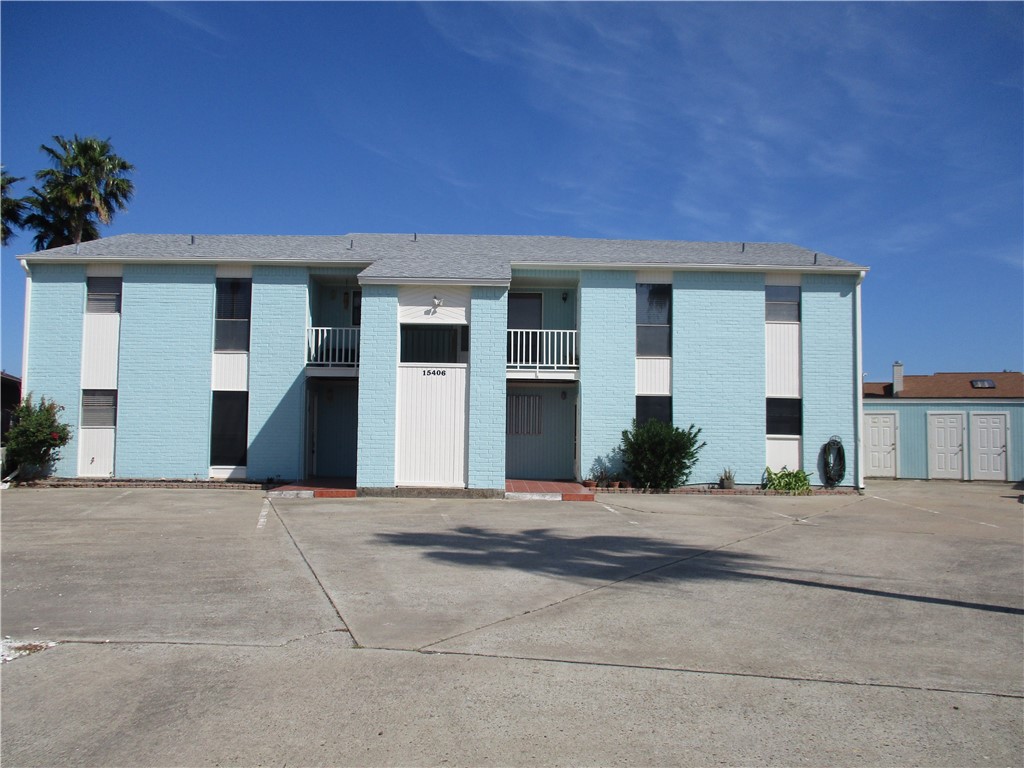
left=601, top=503, right=639, bottom=525
left=870, top=495, right=1002, bottom=529
left=257, top=500, right=270, bottom=530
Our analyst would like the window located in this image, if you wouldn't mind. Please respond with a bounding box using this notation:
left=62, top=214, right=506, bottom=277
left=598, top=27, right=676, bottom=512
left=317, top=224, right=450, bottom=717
left=766, top=398, right=802, bottom=435
left=636, top=284, right=671, bottom=356
left=636, top=396, right=672, bottom=426
left=215, top=279, right=252, bottom=351
left=351, top=291, right=362, bottom=327
left=86, top=277, right=122, bottom=313
left=766, top=285, right=800, bottom=322
left=211, top=391, right=248, bottom=466
left=507, top=394, right=542, bottom=435
left=81, top=390, right=117, bottom=427
left=508, top=293, right=542, bottom=329
left=400, top=325, right=467, bottom=363
left=970, top=379, right=996, bottom=389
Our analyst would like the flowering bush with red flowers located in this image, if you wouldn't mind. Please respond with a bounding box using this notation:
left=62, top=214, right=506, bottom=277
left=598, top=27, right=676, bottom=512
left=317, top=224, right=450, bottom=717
left=4, top=394, right=72, bottom=479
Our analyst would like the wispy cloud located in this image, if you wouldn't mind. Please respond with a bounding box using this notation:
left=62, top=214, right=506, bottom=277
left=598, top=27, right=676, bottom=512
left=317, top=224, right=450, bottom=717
left=419, top=1, right=1020, bottom=254
left=149, top=2, right=231, bottom=43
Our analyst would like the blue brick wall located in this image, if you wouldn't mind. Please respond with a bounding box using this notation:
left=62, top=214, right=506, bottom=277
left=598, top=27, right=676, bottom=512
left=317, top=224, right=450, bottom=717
left=25, top=264, right=86, bottom=477
left=467, top=286, right=508, bottom=488
left=675, top=272, right=765, bottom=485
left=116, top=265, right=215, bottom=478
left=356, top=285, right=398, bottom=487
left=247, top=266, right=307, bottom=482
left=579, top=270, right=635, bottom=478
left=802, top=274, right=858, bottom=485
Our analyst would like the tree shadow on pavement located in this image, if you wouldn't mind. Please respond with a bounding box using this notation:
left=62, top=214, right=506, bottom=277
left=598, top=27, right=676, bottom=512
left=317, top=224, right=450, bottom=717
left=376, top=525, right=762, bottom=583
left=377, top=525, right=1024, bottom=615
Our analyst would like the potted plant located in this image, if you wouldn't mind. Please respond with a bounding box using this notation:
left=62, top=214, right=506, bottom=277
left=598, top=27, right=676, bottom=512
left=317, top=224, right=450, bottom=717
left=719, top=468, right=735, bottom=490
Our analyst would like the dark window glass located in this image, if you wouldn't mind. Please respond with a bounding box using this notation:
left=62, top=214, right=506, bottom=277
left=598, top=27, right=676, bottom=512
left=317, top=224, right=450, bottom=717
left=211, top=391, right=248, bottom=466
left=508, top=293, right=543, bottom=329
left=81, top=390, right=117, bottom=427
left=636, top=284, right=671, bottom=325
left=636, top=396, right=672, bottom=426
left=636, top=284, right=671, bottom=356
left=636, top=326, right=671, bottom=357
left=766, top=398, right=802, bottom=435
left=765, top=285, right=800, bottom=303
left=215, top=279, right=252, bottom=351
left=400, top=325, right=464, bottom=363
left=86, top=277, right=122, bottom=313
left=216, top=279, right=251, bottom=319
left=351, top=291, right=362, bottom=327
left=765, top=285, right=800, bottom=321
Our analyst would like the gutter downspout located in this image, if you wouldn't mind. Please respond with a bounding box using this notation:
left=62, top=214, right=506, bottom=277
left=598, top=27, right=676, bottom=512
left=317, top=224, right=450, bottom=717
left=854, top=270, right=866, bottom=490
left=20, top=260, right=31, bottom=393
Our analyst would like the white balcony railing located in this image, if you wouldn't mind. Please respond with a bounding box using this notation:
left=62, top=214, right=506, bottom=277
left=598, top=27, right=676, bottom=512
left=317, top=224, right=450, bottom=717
left=307, top=327, right=360, bottom=367
left=507, top=329, right=578, bottom=371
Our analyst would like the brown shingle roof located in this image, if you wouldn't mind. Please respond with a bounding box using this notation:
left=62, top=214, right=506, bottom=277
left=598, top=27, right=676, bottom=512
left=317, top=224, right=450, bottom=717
left=863, top=372, right=1023, bottom=399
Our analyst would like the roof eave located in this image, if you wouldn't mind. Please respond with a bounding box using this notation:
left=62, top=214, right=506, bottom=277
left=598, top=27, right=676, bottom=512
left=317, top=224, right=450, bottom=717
left=511, top=261, right=868, bottom=274
left=358, top=276, right=510, bottom=287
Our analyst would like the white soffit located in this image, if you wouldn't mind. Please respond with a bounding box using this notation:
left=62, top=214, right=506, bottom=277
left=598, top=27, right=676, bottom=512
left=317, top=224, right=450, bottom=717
left=765, top=272, right=802, bottom=286
left=216, top=264, right=253, bottom=278
left=398, top=285, right=470, bottom=325
left=86, top=263, right=123, bottom=277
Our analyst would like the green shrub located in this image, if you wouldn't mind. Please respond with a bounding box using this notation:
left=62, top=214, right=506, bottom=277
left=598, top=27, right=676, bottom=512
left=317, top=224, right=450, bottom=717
left=620, top=419, right=705, bottom=491
left=762, top=466, right=812, bottom=495
left=4, top=394, right=72, bottom=479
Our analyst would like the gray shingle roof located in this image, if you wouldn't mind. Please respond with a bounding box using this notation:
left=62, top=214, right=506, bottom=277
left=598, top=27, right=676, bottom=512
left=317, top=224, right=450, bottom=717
left=19, top=234, right=370, bottom=264
left=20, top=232, right=866, bottom=283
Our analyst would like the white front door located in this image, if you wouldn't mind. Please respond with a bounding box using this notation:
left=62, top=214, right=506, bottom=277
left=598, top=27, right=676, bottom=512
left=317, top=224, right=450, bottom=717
left=395, top=364, right=467, bottom=487
left=928, top=413, right=964, bottom=479
left=864, top=413, right=897, bottom=478
left=971, top=413, right=1008, bottom=481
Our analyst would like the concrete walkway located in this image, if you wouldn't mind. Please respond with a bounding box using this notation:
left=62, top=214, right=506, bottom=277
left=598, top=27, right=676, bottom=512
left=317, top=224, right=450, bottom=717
left=1, top=481, right=1021, bottom=766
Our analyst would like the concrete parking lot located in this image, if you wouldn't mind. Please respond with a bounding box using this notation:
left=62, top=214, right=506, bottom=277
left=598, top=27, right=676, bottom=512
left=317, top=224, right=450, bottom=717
left=1, top=481, right=1021, bottom=766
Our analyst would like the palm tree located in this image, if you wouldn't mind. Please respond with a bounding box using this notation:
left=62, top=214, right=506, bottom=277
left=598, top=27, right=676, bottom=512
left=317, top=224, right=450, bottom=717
left=1, top=168, right=29, bottom=246
left=29, top=135, right=134, bottom=248
left=22, top=185, right=100, bottom=250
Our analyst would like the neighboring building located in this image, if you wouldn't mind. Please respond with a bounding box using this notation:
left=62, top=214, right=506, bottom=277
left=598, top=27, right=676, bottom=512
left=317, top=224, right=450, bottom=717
left=18, top=233, right=867, bottom=490
left=863, top=363, right=1023, bottom=482
left=2, top=371, right=22, bottom=443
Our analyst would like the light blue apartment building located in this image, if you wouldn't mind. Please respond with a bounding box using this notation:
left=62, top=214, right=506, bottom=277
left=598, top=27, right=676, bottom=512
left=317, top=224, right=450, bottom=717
left=19, top=233, right=868, bottom=491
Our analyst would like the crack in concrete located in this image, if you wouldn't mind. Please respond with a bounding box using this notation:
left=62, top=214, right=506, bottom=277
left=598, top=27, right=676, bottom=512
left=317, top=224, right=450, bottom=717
left=47, top=627, right=354, bottom=652
left=267, top=498, right=361, bottom=647
left=412, top=647, right=1024, bottom=700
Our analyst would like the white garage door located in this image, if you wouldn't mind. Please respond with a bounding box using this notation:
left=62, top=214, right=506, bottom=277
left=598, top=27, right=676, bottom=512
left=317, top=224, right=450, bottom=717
left=928, top=413, right=964, bottom=480
left=395, top=364, right=467, bottom=487
left=864, top=412, right=897, bottom=478
left=971, top=413, right=1007, bottom=481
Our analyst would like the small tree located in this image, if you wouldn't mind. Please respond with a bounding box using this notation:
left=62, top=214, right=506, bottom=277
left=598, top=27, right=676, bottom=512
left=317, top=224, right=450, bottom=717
left=4, top=395, right=72, bottom=479
left=620, top=419, right=705, bottom=491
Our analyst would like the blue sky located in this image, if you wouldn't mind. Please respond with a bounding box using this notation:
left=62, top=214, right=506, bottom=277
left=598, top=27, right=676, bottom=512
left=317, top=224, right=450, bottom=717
left=2, top=1, right=1021, bottom=382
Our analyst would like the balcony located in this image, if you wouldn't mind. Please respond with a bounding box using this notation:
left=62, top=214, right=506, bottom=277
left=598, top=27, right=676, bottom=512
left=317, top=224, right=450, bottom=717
left=507, top=329, right=579, bottom=379
left=307, top=327, right=360, bottom=376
